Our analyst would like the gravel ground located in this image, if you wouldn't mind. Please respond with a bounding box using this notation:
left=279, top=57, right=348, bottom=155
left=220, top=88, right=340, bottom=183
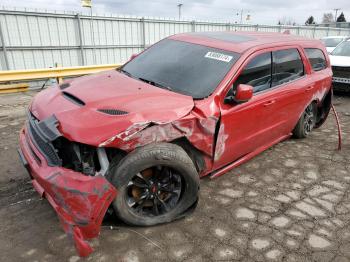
left=0, top=91, right=349, bottom=262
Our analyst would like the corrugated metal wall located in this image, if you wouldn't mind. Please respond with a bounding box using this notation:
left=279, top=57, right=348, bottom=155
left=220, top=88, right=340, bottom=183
left=1, top=8, right=350, bottom=71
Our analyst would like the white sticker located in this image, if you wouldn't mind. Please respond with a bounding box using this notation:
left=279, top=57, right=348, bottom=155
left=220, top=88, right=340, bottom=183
left=205, top=52, right=233, bottom=63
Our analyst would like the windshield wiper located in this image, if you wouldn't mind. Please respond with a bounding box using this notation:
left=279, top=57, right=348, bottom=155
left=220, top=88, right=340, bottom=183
left=138, top=77, right=172, bottom=91
left=118, top=68, right=134, bottom=78
left=118, top=70, right=172, bottom=91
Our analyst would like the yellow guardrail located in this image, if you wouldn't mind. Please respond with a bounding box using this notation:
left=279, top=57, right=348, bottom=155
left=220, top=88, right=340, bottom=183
left=0, top=64, right=121, bottom=83
left=0, top=83, right=29, bottom=94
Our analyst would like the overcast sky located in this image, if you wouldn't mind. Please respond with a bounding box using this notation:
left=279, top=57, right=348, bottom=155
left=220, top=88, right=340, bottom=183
left=1, top=0, right=349, bottom=25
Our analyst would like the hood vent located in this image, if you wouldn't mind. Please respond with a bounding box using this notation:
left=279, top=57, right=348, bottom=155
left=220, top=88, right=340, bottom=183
left=62, top=91, right=85, bottom=106
left=59, top=82, right=70, bottom=90
left=97, top=109, right=128, bottom=115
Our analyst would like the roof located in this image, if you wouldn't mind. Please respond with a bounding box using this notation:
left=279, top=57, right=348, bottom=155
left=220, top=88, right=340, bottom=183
left=169, top=31, right=319, bottom=53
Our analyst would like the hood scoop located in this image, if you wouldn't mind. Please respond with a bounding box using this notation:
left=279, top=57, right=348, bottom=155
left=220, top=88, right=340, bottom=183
left=97, top=108, right=128, bottom=115
left=59, top=82, right=70, bottom=90
left=62, top=91, right=85, bottom=106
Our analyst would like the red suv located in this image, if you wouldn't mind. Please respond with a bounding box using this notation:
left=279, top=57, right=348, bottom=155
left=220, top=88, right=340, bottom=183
left=18, top=31, right=332, bottom=256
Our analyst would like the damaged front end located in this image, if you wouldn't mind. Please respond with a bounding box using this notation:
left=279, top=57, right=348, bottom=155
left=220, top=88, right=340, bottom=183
left=18, top=112, right=117, bottom=257
left=18, top=70, right=222, bottom=256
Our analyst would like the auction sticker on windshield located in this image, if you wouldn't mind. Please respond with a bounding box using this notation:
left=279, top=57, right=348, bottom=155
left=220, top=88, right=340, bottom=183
left=205, top=52, right=233, bottom=62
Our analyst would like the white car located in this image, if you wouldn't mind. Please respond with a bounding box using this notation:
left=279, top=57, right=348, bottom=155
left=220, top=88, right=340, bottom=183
left=329, top=39, right=350, bottom=91
left=321, top=36, right=349, bottom=53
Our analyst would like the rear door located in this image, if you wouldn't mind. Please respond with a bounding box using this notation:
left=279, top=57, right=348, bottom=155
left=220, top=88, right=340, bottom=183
left=265, top=47, right=311, bottom=137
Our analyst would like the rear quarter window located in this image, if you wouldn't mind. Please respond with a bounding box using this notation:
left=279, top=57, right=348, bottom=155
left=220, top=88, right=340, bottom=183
left=272, top=49, right=304, bottom=87
left=304, top=48, right=327, bottom=71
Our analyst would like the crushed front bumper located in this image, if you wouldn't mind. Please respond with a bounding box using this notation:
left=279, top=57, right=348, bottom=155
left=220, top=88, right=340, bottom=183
left=18, top=127, right=117, bottom=257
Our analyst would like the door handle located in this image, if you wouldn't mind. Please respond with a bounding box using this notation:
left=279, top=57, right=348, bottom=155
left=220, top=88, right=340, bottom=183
left=263, top=100, right=276, bottom=106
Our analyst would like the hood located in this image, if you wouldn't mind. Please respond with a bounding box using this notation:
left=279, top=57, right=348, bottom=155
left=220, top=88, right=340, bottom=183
left=329, top=55, right=350, bottom=67
left=326, top=47, right=336, bottom=54
left=30, top=70, right=194, bottom=146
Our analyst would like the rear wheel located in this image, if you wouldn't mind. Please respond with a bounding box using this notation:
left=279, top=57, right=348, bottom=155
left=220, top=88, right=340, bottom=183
left=293, top=103, right=317, bottom=138
left=108, top=143, right=199, bottom=226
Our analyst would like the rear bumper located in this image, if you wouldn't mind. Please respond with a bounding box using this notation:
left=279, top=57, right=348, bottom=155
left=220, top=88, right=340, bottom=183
left=18, top=127, right=117, bottom=257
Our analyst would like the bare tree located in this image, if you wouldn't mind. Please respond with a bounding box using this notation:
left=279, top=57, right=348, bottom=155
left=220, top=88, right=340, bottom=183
left=278, top=16, right=296, bottom=25
left=322, top=13, right=334, bottom=23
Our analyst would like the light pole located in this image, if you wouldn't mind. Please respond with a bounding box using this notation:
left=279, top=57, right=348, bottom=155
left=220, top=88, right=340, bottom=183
left=81, top=0, right=96, bottom=64
left=235, top=9, right=250, bottom=24
left=177, top=3, right=183, bottom=20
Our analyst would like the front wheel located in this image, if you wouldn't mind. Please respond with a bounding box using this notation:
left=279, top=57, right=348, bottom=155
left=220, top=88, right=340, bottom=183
left=293, top=102, right=317, bottom=138
left=108, top=143, right=200, bottom=226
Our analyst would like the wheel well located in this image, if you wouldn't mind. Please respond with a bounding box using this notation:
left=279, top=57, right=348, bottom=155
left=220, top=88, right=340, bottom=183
left=172, top=138, right=206, bottom=173
left=106, top=139, right=206, bottom=178
left=315, top=89, right=332, bottom=128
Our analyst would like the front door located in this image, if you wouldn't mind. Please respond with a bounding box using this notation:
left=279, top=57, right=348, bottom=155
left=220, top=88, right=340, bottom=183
left=213, top=51, right=279, bottom=169
left=213, top=47, right=309, bottom=170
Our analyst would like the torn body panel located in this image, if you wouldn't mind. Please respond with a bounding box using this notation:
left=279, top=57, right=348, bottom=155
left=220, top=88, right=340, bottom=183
left=19, top=128, right=117, bottom=257
left=99, top=114, right=219, bottom=173
left=315, top=88, right=332, bottom=128
left=214, top=124, right=229, bottom=161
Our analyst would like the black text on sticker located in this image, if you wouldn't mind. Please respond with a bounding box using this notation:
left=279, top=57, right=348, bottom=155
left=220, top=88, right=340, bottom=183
left=205, top=52, right=233, bottom=62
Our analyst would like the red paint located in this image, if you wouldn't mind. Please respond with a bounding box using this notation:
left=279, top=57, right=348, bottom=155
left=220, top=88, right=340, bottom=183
left=211, top=134, right=291, bottom=179
left=19, top=32, right=333, bottom=256
left=235, top=84, right=253, bottom=103
left=19, top=129, right=117, bottom=257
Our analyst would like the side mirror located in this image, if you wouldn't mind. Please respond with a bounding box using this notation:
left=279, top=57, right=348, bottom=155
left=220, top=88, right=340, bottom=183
left=235, top=84, right=253, bottom=103
left=224, top=84, right=253, bottom=104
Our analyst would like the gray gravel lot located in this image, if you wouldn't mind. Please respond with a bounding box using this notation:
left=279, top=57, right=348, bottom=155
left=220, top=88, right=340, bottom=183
left=0, top=91, right=349, bottom=262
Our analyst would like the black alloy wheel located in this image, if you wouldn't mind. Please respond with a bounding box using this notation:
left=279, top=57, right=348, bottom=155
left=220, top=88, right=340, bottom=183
left=125, top=166, right=182, bottom=217
left=303, top=103, right=316, bottom=136
left=108, top=142, right=200, bottom=226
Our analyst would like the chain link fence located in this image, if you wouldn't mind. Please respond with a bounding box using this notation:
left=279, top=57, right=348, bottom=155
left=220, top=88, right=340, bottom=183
left=1, top=7, right=350, bottom=71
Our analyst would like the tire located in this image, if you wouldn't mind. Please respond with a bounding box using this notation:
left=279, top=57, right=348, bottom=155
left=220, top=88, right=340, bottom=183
left=293, top=102, right=317, bottom=138
left=108, top=142, right=200, bottom=226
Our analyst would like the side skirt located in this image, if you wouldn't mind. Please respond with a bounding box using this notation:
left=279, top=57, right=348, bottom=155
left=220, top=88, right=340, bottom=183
left=210, top=134, right=291, bottom=179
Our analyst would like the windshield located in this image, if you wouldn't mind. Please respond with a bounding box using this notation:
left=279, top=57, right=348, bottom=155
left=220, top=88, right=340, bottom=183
left=321, top=38, right=344, bottom=47
left=121, top=39, right=240, bottom=99
left=331, top=41, right=350, bottom=56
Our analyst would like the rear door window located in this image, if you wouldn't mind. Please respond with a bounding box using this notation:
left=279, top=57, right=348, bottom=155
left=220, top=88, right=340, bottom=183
left=304, top=48, right=327, bottom=71
left=272, top=49, right=304, bottom=87
left=233, top=52, right=272, bottom=93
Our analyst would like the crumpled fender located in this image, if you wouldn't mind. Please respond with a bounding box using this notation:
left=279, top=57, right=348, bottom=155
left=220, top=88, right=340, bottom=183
left=98, top=98, right=221, bottom=176
left=42, top=172, right=117, bottom=257
left=19, top=129, right=117, bottom=257
left=99, top=114, right=219, bottom=158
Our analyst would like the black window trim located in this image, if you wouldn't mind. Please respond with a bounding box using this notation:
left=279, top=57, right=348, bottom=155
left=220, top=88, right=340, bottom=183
left=224, top=51, right=273, bottom=98
left=224, top=46, right=307, bottom=101
left=254, top=48, right=306, bottom=95
left=252, top=51, right=273, bottom=95
left=256, top=74, right=307, bottom=95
